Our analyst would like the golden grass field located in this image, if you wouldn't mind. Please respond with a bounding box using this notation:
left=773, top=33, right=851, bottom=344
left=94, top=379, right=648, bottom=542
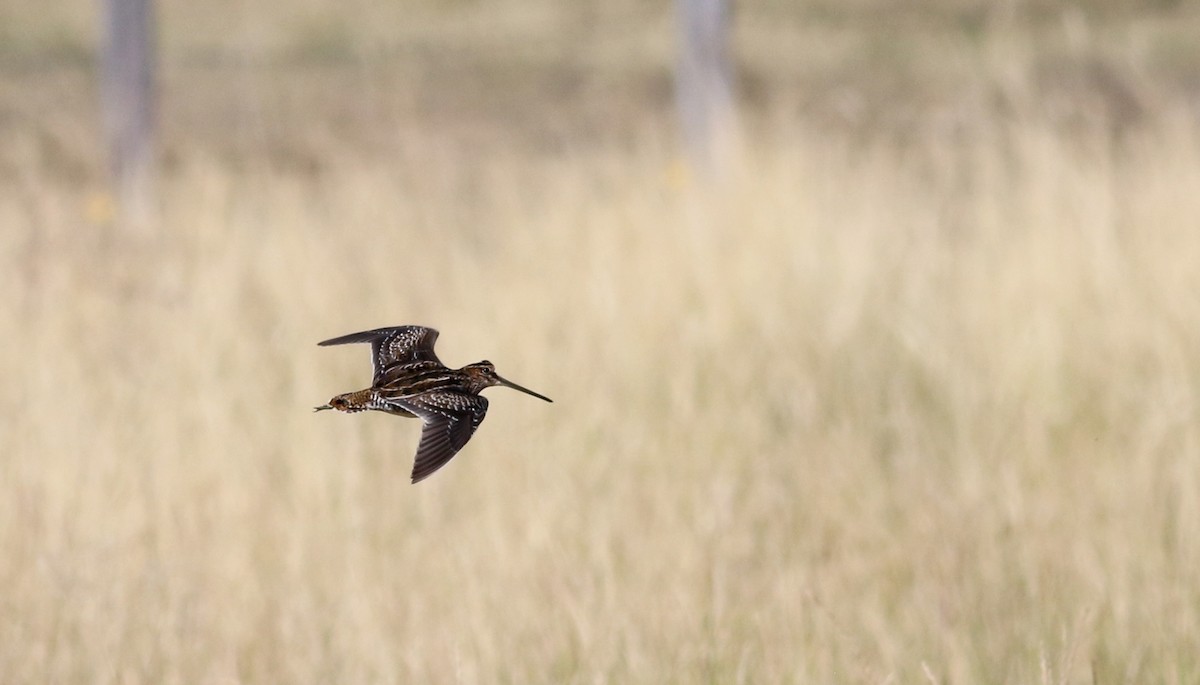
left=3, top=1, right=1200, bottom=682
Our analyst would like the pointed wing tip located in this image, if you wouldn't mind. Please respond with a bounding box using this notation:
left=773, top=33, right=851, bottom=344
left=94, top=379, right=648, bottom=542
left=410, top=467, right=438, bottom=485
left=316, top=327, right=402, bottom=347
left=410, top=451, right=456, bottom=484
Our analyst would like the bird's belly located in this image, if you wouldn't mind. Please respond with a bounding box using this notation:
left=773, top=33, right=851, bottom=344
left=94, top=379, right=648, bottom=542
left=378, top=405, right=417, bottom=418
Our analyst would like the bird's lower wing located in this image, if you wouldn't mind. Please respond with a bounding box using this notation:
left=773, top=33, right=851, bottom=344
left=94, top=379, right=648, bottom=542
left=399, top=392, right=489, bottom=484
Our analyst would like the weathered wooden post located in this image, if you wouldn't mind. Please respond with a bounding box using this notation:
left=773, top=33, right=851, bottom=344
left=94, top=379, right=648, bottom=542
left=675, top=0, right=736, bottom=181
left=99, top=0, right=157, bottom=230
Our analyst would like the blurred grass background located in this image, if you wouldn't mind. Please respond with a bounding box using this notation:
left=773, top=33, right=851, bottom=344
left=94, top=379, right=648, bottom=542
left=3, top=0, right=1200, bottom=682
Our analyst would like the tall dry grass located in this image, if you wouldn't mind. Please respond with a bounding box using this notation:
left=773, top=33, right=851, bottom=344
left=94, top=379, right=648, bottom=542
left=4, top=3, right=1200, bottom=683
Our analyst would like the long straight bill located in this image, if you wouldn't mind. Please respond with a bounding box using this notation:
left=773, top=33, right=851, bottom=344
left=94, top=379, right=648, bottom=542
left=496, top=375, right=553, bottom=403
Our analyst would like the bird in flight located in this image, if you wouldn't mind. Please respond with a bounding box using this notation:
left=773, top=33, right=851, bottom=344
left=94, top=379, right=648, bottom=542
left=314, top=326, right=552, bottom=483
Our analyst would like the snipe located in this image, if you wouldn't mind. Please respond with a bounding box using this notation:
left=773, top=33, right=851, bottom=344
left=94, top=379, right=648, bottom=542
left=314, top=326, right=552, bottom=483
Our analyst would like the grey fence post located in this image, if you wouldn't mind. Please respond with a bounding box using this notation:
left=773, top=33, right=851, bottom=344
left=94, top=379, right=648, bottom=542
left=675, top=0, right=736, bottom=181
left=100, top=0, right=157, bottom=229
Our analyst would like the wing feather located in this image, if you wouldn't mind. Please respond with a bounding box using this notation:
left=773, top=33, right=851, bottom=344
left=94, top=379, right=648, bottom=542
left=318, top=326, right=441, bottom=383
left=398, top=392, right=489, bottom=484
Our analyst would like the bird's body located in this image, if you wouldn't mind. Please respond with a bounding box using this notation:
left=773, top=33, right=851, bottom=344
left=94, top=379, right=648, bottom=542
left=314, top=326, right=551, bottom=483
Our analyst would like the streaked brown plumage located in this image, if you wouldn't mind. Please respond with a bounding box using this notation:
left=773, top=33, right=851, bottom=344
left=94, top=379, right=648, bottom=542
left=314, top=326, right=552, bottom=483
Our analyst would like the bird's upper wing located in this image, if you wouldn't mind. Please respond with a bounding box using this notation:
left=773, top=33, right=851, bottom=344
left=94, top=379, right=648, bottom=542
left=397, top=391, right=489, bottom=484
left=318, top=326, right=441, bottom=383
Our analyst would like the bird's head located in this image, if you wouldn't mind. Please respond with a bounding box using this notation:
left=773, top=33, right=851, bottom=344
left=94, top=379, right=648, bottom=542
left=463, top=361, right=553, bottom=403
